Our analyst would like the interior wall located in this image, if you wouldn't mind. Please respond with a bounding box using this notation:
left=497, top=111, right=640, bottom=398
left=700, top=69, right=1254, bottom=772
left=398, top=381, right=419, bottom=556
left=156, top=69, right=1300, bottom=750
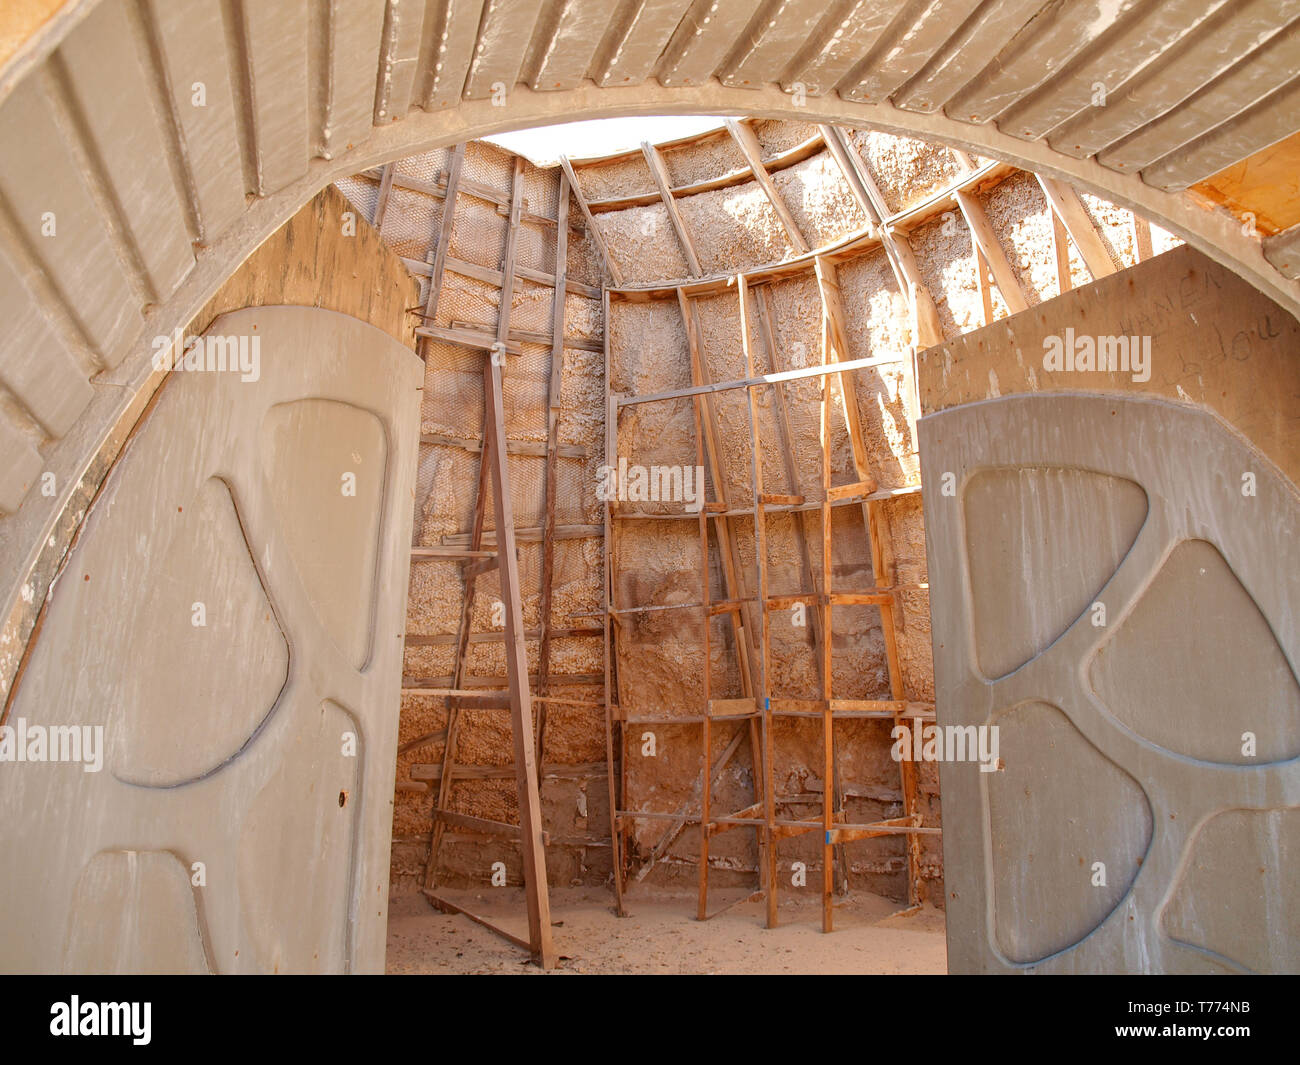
left=588, top=119, right=1179, bottom=905
left=338, top=141, right=613, bottom=892
left=334, top=116, right=1191, bottom=909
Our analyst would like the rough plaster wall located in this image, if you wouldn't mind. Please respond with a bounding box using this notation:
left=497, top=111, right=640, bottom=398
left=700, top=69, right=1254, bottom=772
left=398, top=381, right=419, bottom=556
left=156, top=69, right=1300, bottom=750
left=910, top=213, right=983, bottom=338
left=773, top=153, right=870, bottom=248
left=340, top=119, right=1181, bottom=904
left=661, top=129, right=746, bottom=186
left=574, top=155, right=655, bottom=200
left=850, top=129, right=964, bottom=214
left=596, top=204, right=690, bottom=284
left=677, top=184, right=795, bottom=273
left=753, top=119, right=820, bottom=156
left=341, top=145, right=612, bottom=894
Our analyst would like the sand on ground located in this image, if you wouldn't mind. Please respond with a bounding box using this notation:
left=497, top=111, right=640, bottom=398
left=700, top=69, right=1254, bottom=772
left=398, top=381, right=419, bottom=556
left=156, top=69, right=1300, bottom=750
left=386, top=887, right=947, bottom=974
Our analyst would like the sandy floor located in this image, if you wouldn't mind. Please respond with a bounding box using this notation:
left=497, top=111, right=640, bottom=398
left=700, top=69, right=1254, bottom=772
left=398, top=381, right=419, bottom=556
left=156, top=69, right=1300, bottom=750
left=386, top=887, right=948, bottom=974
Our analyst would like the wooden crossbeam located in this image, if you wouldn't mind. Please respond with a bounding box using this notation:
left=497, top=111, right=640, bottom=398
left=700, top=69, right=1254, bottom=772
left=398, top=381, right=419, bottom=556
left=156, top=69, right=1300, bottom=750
left=615, top=350, right=906, bottom=407
left=372, top=162, right=396, bottom=230
left=726, top=119, right=809, bottom=254
left=419, top=432, right=587, bottom=459
left=1050, top=211, right=1073, bottom=298
left=403, top=254, right=602, bottom=299
left=560, top=155, right=623, bottom=285
left=601, top=294, right=625, bottom=916
left=423, top=143, right=465, bottom=328
left=1035, top=174, right=1117, bottom=281
left=441, top=524, right=601, bottom=546
left=642, top=140, right=703, bottom=276
left=954, top=188, right=1030, bottom=314
left=738, top=275, right=779, bottom=928
left=536, top=168, right=571, bottom=762
left=483, top=350, right=554, bottom=968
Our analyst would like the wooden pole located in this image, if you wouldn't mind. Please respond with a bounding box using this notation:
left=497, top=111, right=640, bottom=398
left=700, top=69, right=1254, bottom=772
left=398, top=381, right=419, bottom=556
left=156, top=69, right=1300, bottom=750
left=484, top=352, right=555, bottom=969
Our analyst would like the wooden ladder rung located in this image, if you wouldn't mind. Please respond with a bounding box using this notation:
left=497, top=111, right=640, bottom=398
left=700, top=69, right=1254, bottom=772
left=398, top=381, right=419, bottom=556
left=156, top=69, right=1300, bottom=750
left=827, top=590, right=893, bottom=606
left=825, top=479, right=875, bottom=502
left=764, top=593, right=815, bottom=610
left=708, top=697, right=757, bottom=716
left=463, top=554, right=500, bottom=580
left=435, top=809, right=550, bottom=845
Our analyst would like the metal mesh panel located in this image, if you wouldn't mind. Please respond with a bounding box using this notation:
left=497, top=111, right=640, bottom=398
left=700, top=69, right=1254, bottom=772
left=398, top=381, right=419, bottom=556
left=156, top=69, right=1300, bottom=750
left=522, top=162, right=558, bottom=217
left=448, top=196, right=507, bottom=271
left=333, top=175, right=377, bottom=221
left=555, top=454, right=594, bottom=526
left=550, top=537, right=596, bottom=594
left=515, top=219, right=557, bottom=274
left=497, top=452, right=545, bottom=530
left=438, top=271, right=500, bottom=330
left=506, top=277, right=554, bottom=336
left=465, top=140, right=515, bottom=195
left=394, top=146, right=450, bottom=185
left=421, top=341, right=485, bottom=437
left=382, top=185, right=441, bottom=261
left=502, top=338, right=550, bottom=441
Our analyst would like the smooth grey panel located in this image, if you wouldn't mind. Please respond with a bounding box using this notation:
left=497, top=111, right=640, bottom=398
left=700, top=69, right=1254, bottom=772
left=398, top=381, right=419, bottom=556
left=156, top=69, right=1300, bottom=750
left=1164, top=805, right=1300, bottom=973
left=988, top=700, right=1152, bottom=964
left=1092, top=538, right=1300, bottom=765
left=62, top=850, right=211, bottom=974
left=964, top=466, right=1147, bottom=679
left=0, top=306, right=420, bottom=973
left=262, top=399, right=386, bottom=672
left=921, top=392, right=1300, bottom=973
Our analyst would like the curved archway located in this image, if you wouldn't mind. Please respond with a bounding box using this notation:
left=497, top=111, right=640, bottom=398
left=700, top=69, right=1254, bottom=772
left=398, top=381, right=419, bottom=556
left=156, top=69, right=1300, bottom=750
left=4, top=0, right=1299, bottom=742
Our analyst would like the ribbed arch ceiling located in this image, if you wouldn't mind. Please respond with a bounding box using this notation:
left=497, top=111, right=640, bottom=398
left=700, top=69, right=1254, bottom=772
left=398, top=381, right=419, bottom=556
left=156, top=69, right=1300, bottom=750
left=1, top=0, right=1298, bottom=680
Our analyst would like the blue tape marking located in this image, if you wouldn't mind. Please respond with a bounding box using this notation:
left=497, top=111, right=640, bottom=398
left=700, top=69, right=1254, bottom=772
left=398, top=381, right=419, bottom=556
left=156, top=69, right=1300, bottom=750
left=825, top=831, right=833, bottom=845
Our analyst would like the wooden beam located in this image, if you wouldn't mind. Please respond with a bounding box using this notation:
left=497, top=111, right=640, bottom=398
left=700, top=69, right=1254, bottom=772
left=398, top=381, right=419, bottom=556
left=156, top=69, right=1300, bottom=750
left=422, top=143, right=465, bottom=328
left=602, top=296, right=625, bottom=915
left=560, top=154, right=623, bottom=285
left=372, top=163, right=396, bottom=230
left=440, top=524, right=602, bottom=547
left=1132, top=214, right=1153, bottom=262
left=811, top=256, right=878, bottom=494
left=641, top=140, right=703, bottom=275
left=484, top=351, right=555, bottom=969
left=404, top=625, right=602, bottom=647
left=415, top=323, right=524, bottom=353
left=536, top=168, right=571, bottom=761
left=403, top=254, right=602, bottom=299
left=725, top=119, right=809, bottom=254
left=497, top=157, right=525, bottom=351
left=954, top=189, right=1029, bottom=314
left=1050, top=211, right=1073, bottom=298
left=739, top=275, right=778, bottom=929
left=1035, top=175, right=1116, bottom=281
left=412, top=762, right=607, bottom=782
left=616, top=350, right=905, bottom=407
left=423, top=407, right=494, bottom=889
left=420, top=432, right=587, bottom=460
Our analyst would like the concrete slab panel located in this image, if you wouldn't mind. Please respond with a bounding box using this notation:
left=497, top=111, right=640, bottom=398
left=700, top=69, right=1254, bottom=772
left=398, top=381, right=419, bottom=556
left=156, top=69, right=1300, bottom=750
left=921, top=391, right=1300, bottom=972
left=0, top=305, right=420, bottom=973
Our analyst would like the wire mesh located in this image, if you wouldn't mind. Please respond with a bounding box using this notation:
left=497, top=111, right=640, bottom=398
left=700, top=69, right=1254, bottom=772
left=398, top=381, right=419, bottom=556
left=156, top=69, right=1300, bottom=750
left=333, top=175, right=377, bottom=221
